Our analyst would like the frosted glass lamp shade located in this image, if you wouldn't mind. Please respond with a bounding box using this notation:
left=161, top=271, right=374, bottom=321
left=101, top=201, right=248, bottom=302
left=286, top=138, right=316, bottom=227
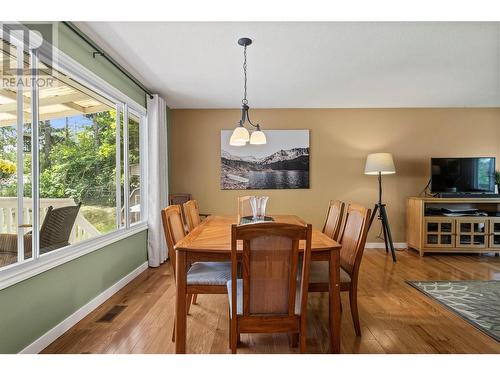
left=230, top=126, right=250, bottom=146
left=249, top=130, right=267, bottom=145
left=364, top=153, right=396, bottom=175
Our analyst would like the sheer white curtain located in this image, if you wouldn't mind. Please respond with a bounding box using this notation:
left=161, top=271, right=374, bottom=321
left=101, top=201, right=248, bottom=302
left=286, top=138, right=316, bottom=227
left=147, top=95, right=168, bottom=267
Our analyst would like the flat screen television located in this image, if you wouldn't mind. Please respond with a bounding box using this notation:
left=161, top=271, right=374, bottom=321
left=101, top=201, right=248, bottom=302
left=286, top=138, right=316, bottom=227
left=431, top=157, right=496, bottom=194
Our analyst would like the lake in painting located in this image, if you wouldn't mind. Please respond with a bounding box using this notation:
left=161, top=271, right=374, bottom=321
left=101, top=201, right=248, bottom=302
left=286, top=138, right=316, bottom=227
left=247, top=170, right=309, bottom=189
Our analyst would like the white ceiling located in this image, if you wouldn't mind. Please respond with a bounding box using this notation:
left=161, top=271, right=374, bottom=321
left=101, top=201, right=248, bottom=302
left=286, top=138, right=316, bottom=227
left=75, top=22, right=500, bottom=108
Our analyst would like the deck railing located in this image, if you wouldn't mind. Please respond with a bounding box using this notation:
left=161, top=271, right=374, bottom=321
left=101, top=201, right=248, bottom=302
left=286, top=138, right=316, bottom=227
left=0, top=197, right=101, bottom=243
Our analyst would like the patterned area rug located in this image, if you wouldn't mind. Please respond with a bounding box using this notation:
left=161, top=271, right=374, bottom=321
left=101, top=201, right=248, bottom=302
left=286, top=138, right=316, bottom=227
left=407, top=280, right=500, bottom=342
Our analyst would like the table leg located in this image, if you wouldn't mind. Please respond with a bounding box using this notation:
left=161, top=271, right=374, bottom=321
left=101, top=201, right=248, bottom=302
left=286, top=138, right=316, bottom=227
left=329, top=249, right=341, bottom=353
left=175, top=249, right=187, bottom=353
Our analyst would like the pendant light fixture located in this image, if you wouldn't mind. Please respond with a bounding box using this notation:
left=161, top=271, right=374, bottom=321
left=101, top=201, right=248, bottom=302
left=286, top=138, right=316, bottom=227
left=229, top=37, right=266, bottom=146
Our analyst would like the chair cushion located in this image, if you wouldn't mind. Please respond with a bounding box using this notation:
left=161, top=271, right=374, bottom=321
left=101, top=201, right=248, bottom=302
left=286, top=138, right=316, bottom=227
left=227, top=279, right=302, bottom=317
left=187, top=262, right=231, bottom=285
left=307, top=261, right=351, bottom=284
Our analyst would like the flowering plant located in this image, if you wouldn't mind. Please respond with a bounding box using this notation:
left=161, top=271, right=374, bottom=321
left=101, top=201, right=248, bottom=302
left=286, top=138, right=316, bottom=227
left=0, top=159, right=16, bottom=181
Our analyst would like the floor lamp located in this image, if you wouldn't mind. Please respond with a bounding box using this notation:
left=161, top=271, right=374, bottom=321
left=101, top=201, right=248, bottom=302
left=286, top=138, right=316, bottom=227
left=365, top=153, right=397, bottom=262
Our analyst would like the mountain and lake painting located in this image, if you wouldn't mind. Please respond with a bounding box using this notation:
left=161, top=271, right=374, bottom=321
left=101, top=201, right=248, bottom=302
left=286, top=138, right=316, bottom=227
left=221, top=129, right=310, bottom=190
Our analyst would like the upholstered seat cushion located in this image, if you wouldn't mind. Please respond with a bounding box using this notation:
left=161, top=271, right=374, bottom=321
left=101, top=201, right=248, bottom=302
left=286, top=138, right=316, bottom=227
left=227, top=279, right=302, bottom=316
left=307, top=261, right=351, bottom=284
left=187, top=261, right=231, bottom=285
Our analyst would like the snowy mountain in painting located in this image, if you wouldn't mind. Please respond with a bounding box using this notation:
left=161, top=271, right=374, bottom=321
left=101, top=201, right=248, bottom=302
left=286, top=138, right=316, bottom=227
left=259, top=147, right=309, bottom=165
left=221, top=147, right=309, bottom=165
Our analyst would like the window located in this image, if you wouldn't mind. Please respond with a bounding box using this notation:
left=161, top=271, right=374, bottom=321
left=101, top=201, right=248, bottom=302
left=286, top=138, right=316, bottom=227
left=128, top=112, right=141, bottom=225
left=38, top=75, right=118, bottom=246
left=0, top=30, right=147, bottom=276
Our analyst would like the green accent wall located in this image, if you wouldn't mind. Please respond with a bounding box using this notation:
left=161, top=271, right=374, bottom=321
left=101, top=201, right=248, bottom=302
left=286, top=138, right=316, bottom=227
left=0, top=231, right=147, bottom=353
left=0, top=22, right=149, bottom=353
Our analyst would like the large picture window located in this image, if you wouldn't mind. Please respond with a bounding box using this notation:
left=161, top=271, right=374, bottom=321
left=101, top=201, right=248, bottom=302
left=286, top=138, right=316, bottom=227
left=0, top=32, right=146, bottom=273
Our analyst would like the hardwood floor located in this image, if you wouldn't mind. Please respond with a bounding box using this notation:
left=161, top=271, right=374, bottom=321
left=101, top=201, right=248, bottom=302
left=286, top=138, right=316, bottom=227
left=42, top=249, right=500, bottom=354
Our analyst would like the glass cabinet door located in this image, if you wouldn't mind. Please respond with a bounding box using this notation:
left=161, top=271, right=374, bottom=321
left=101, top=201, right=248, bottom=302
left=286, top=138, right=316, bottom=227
left=456, top=217, right=488, bottom=248
left=489, top=218, right=500, bottom=249
left=424, top=217, right=455, bottom=248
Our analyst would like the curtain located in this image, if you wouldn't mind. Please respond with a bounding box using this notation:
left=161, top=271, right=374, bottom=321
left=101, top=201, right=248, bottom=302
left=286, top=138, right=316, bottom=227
left=147, top=95, right=168, bottom=267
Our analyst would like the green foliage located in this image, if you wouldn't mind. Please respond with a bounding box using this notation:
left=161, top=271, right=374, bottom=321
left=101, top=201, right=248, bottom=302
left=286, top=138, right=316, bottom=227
left=39, top=111, right=118, bottom=206
left=495, top=170, right=500, bottom=185
left=0, top=110, right=141, bottom=210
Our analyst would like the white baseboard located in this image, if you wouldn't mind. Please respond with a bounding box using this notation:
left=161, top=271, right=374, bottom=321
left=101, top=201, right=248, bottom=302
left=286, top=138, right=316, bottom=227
left=19, top=261, right=149, bottom=354
left=365, top=242, right=407, bottom=249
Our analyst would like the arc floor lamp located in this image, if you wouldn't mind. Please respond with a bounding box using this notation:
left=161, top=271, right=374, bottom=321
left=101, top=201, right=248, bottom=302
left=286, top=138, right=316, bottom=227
left=365, top=153, right=397, bottom=262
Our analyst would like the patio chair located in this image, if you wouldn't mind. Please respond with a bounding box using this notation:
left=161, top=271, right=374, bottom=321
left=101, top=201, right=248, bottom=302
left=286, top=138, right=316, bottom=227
left=0, top=203, right=82, bottom=261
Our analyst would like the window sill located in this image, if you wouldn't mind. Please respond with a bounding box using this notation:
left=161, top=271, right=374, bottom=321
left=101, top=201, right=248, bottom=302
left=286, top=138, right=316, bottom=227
left=0, top=223, right=148, bottom=291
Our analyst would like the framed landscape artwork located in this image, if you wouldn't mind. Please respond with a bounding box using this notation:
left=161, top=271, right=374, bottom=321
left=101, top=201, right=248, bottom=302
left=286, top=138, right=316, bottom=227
left=220, top=129, right=310, bottom=190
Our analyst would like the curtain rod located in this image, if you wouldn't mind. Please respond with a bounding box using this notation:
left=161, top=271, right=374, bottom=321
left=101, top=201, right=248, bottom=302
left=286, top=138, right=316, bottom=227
left=62, top=21, right=154, bottom=99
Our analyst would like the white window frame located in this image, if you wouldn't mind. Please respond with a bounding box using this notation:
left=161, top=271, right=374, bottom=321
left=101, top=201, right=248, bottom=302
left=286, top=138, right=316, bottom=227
left=0, top=23, right=148, bottom=291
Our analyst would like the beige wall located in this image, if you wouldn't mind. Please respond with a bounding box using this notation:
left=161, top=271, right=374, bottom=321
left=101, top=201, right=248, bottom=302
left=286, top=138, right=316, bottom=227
left=169, top=108, right=500, bottom=243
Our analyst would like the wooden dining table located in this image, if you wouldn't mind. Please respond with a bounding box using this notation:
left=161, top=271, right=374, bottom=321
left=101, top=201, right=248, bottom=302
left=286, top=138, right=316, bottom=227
left=174, top=215, right=342, bottom=354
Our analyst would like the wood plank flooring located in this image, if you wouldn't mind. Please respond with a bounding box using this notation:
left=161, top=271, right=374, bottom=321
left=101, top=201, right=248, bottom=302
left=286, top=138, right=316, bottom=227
left=42, top=249, right=500, bottom=354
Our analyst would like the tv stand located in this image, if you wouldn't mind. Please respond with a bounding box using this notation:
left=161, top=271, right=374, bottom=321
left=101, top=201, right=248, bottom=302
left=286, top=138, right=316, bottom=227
left=407, top=197, right=500, bottom=256
left=435, top=193, right=500, bottom=198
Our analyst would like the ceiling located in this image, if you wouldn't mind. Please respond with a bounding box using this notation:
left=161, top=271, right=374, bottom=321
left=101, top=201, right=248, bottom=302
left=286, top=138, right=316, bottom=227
left=75, top=22, right=500, bottom=109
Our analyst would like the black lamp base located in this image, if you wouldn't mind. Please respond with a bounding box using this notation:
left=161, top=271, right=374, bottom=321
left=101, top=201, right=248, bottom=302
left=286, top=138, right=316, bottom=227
left=369, top=203, right=397, bottom=262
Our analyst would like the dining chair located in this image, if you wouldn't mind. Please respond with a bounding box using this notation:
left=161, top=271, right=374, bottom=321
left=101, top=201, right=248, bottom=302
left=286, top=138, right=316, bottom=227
left=183, top=200, right=202, bottom=232
left=169, top=193, right=191, bottom=230
left=237, top=196, right=253, bottom=220
left=228, top=222, right=313, bottom=353
left=307, top=203, right=371, bottom=336
left=161, top=205, right=231, bottom=341
left=322, top=200, right=345, bottom=241
left=183, top=199, right=211, bottom=233
left=168, top=193, right=191, bottom=206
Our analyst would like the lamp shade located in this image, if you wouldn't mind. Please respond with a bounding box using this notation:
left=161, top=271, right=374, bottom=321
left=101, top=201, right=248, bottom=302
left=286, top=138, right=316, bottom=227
left=249, top=129, right=267, bottom=145
left=229, top=126, right=250, bottom=146
left=364, top=153, right=396, bottom=175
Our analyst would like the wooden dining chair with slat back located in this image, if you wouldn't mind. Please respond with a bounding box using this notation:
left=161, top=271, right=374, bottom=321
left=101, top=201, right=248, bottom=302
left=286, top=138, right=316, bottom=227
left=308, top=203, right=371, bottom=336
left=183, top=200, right=202, bottom=232
left=169, top=193, right=191, bottom=230
left=323, top=200, right=345, bottom=241
left=161, top=205, right=231, bottom=342
left=228, top=222, right=313, bottom=353
left=237, top=196, right=253, bottom=221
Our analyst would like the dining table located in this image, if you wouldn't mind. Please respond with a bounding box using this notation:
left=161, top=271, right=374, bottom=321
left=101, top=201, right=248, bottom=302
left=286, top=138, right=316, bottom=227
left=174, top=214, right=342, bottom=354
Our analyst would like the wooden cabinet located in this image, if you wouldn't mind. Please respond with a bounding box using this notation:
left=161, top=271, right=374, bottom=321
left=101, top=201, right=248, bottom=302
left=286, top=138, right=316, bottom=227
left=407, top=197, right=500, bottom=256
left=456, top=217, right=488, bottom=249
left=423, top=217, right=455, bottom=248
left=490, top=218, right=500, bottom=249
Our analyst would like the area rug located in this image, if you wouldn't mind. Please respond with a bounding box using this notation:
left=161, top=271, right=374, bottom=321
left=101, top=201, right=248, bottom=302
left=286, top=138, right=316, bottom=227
left=407, top=280, right=500, bottom=342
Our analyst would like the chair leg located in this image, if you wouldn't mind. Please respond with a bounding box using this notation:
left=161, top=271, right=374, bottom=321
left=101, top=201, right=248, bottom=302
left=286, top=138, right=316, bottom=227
left=186, top=294, right=193, bottom=315
left=172, top=319, right=176, bottom=342
left=349, top=287, right=361, bottom=336
left=299, top=330, right=307, bottom=353
left=228, top=307, right=231, bottom=350
left=192, top=294, right=198, bottom=305
left=230, top=319, right=238, bottom=354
